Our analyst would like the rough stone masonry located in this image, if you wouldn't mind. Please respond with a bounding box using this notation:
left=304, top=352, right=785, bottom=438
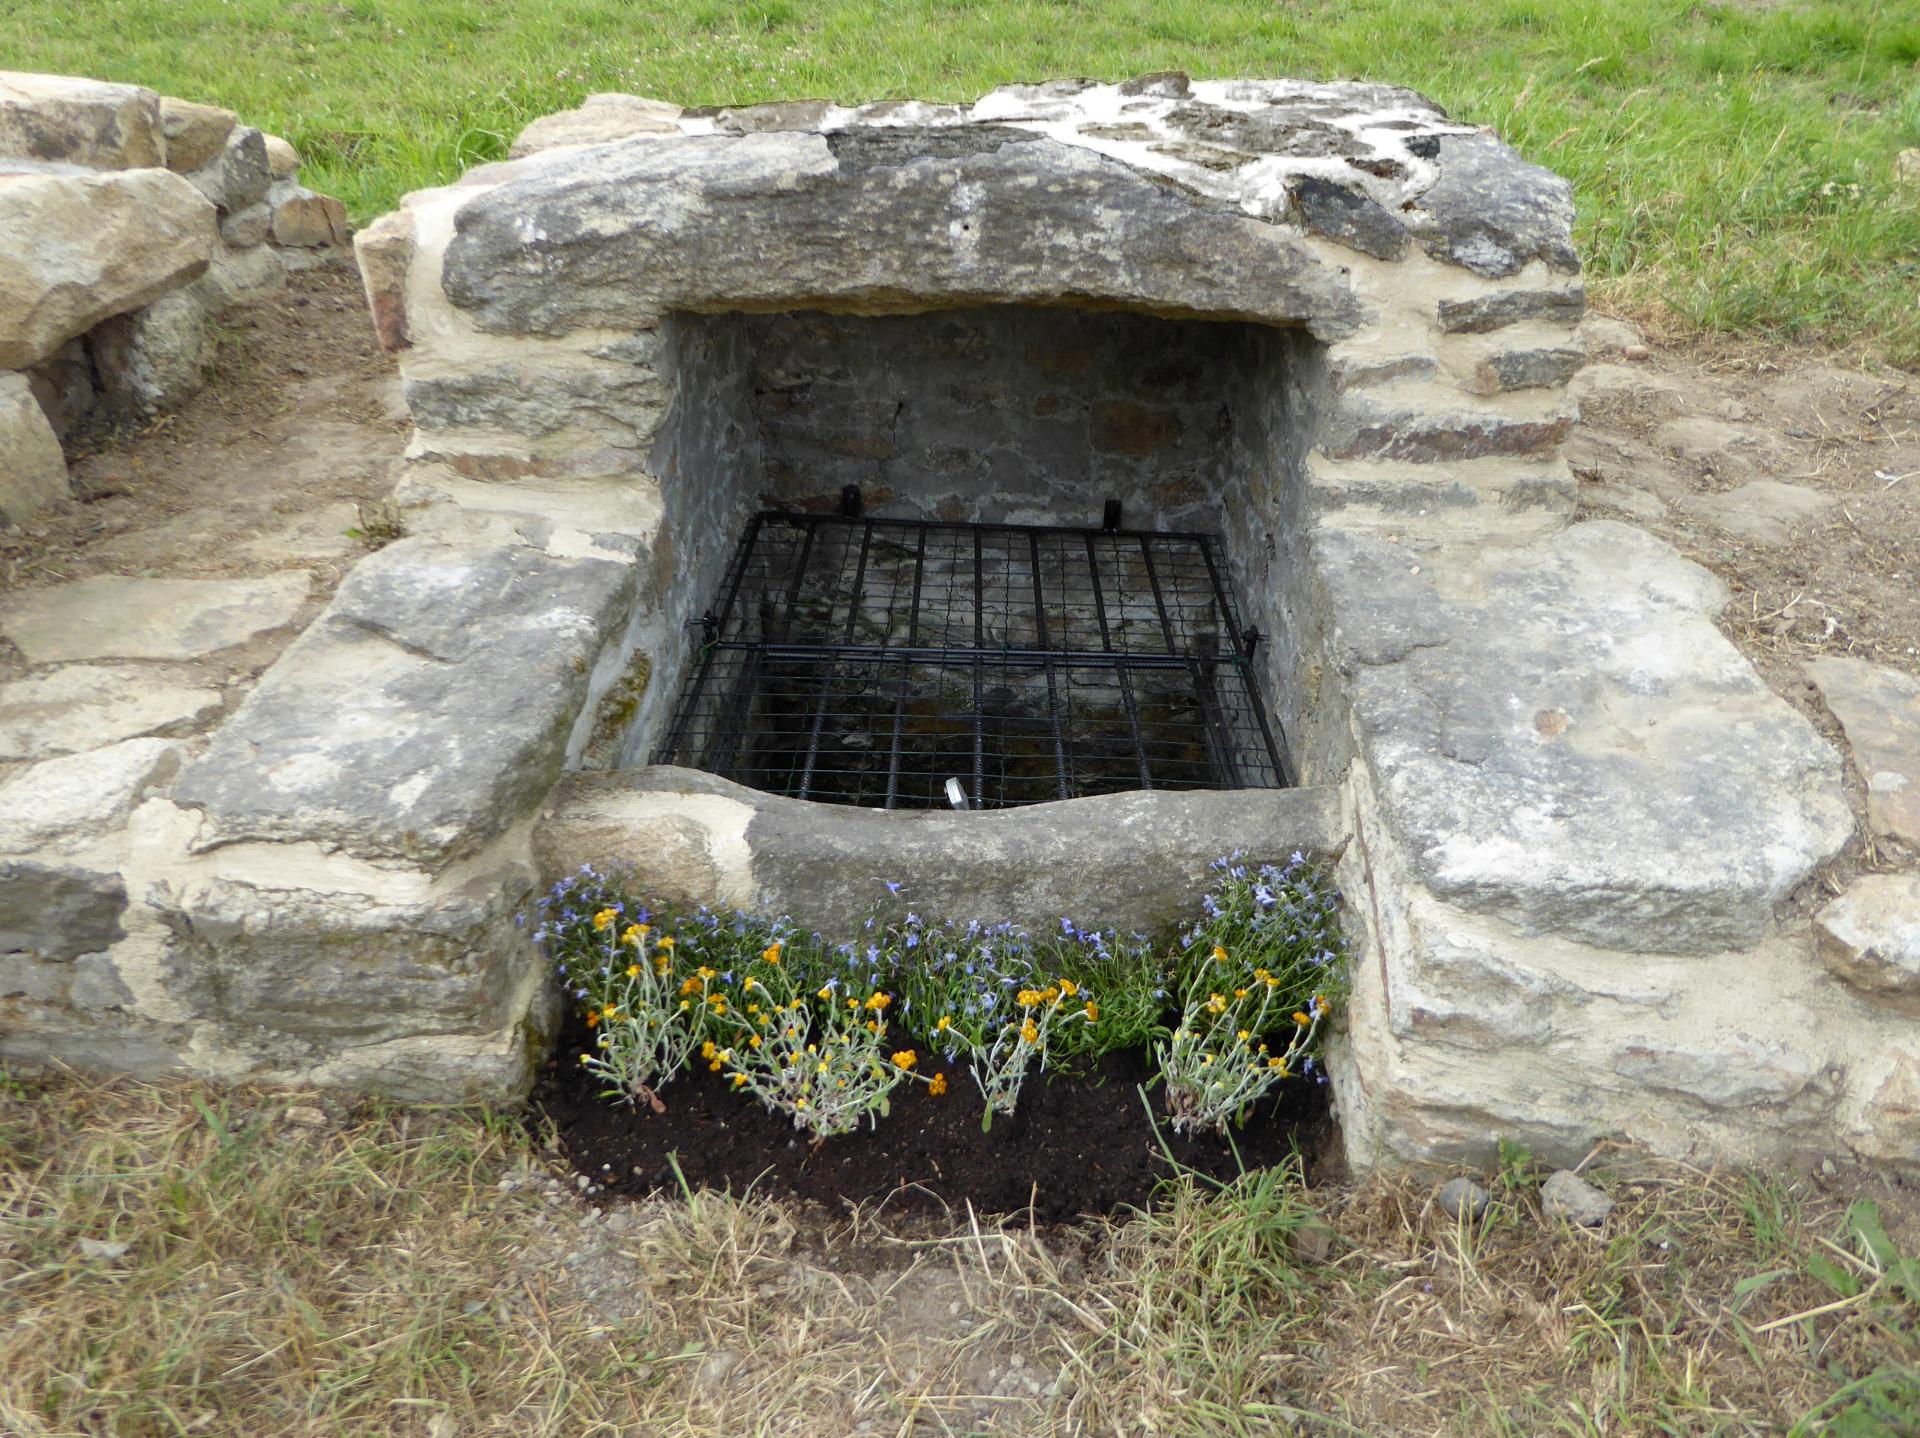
left=2, top=74, right=1913, bottom=1177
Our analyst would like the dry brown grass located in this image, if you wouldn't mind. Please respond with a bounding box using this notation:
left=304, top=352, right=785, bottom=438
left=2, top=1070, right=1915, bottom=1437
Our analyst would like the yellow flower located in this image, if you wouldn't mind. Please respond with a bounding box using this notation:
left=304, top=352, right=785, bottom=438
left=865, top=992, right=892, bottom=1011
left=1234, top=987, right=1250, bottom=1000
left=1212, top=944, right=1228, bottom=964
left=762, top=942, right=783, bottom=965
left=679, top=977, right=700, bottom=997
left=748, top=1035, right=762, bottom=1049
left=1268, top=1058, right=1289, bottom=1075
left=731, top=1073, right=749, bottom=1088
left=592, top=909, right=617, bottom=931
left=658, top=935, right=675, bottom=950
left=929, top=1073, right=948, bottom=1097
left=621, top=922, right=647, bottom=945
left=935, top=1015, right=952, bottom=1032
left=701, top=1040, right=716, bottom=1059
left=892, top=1050, right=917, bottom=1070
left=578, top=1052, right=592, bottom=1065
left=1019, top=1021, right=1040, bottom=1044
left=625, top=964, right=641, bottom=979
left=1238, top=1029, right=1252, bottom=1041
left=1084, top=1001, right=1099, bottom=1022
left=697, top=966, right=716, bottom=981
left=1058, top=978, right=1078, bottom=997
left=818, top=985, right=833, bottom=1000
left=584, top=1011, right=599, bottom=1029
left=1293, top=1011, right=1311, bottom=1027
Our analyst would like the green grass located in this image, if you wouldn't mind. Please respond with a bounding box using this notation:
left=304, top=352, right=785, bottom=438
left=3, top=0, right=1918, bottom=355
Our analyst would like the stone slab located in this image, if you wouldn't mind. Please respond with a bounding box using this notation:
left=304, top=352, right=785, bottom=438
left=1405, top=133, right=1578, bottom=278
left=1806, top=657, right=1920, bottom=850
left=0, top=369, right=70, bottom=525
left=0, top=72, right=161, bottom=169
left=184, top=126, right=270, bottom=214
left=0, top=572, right=311, bottom=663
left=1686, top=479, right=1831, bottom=545
left=0, top=663, right=223, bottom=759
left=441, top=127, right=1367, bottom=339
left=0, top=736, right=180, bottom=853
left=0, top=167, right=216, bottom=369
left=536, top=764, right=1347, bottom=938
left=1319, top=520, right=1852, bottom=953
left=1815, top=873, right=1920, bottom=1012
left=173, top=537, right=635, bottom=865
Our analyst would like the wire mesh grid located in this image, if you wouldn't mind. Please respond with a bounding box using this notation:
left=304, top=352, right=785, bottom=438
left=655, top=513, right=1290, bottom=809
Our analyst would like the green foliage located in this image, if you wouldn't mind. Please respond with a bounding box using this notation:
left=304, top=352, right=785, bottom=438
left=2, top=0, right=1916, bottom=361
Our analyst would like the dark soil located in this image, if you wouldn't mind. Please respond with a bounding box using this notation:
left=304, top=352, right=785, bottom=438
left=537, top=1017, right=1341, bottom=1221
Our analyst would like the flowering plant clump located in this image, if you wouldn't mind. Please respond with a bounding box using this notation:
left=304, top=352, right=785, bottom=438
left=532, top=852, right=1349, bottom=1142
left=535, top=868, right=708, bottom=1109
left=1158, top=852, right=1348, bottom=1134
left=706, top=933, right=928, bottom=1137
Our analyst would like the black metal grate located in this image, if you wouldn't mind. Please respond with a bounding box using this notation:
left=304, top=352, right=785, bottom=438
left=654, top=513, right=1290, bottom=809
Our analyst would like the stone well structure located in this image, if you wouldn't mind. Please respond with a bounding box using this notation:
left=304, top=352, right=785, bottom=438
left=5, top=77, right=1914, bottom=1174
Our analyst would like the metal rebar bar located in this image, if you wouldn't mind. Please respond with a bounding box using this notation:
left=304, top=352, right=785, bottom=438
left=1083, top=533, right=1153, bottom=789
left=1029, top=532, right=1071, bottom=799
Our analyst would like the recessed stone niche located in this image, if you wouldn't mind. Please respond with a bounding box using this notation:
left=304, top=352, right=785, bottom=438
left=13, top=76, right=1915, bottom=1178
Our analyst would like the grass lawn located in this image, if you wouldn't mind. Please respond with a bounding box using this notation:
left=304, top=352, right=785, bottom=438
left=3, top=1071, right=1917, bottom=1436
left=3, top=0, right=1919, bottom=363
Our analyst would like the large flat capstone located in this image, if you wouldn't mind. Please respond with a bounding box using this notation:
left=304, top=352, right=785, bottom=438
left=0, top=71, right=162, bottom=170
left=0, top=572, right=311, bottom=663
left=442, top=128, right=1366, bottom=339
left=1319, top=520, right=1852, bottom=952
left=174, top=537, right=635, bottom=865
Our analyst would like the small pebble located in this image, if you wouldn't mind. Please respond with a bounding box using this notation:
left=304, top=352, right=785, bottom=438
left=1541, top=1169, right=1615, bottom=1227
left=282, top=1104, right=328, bottom=1128
left=1437, top=1176, right=1491, bottom=1222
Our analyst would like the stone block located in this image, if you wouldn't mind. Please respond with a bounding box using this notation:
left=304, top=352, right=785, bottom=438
left=174, top=537, right=637, bottom=865
left=184, top=125, right=270, bottom=214
left=0, top=71, right=162, bottom=169
left=1407, top=133, right=1578, bottom=278
left=509, top=92, right=681, bottom=158
left=1815, top=874, right=1920, bottom=1012
left=88, top=289, right=212, bottom=417
left=1320, top=393, right=1572, bottom=463
left=1288, top=175, right=1408, bottom=259
left=218, top=200, right=271, bottom=250
left=269, top=183, right=348, bottom=247
left=189, top=240, right=285, bottom=311
left=0, top=369, right=69, bottom=524
left=1806, top=657, right=1920, bottom=850
left=0, top=663, right=222, bottom=760
left=536, top=765, right=1346, bottom=938
left=162, top=870, right=532, bottom=1044
left=1438, top=286, right=1584, bottom=335
left=158, top=96, right=236, bottom=173
left=261, top=132, right=299, bottom=178
left=0, top=737, right=181, bottom=853
left=1471, top=346, right=1585, bottom=394
left=0, top=572, right=311, bottom=663
left=1609, top=1036, right=1825, bottom=1109
left=1317, top=521, right=1851, bottom=953
left=0, top=862, right=127, bottom=960
left=0, top=168, right=216, bottom=369
left=352, top=209, right=413, bottom=351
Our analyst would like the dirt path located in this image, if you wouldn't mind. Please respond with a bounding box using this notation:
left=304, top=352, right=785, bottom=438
left=0, top=261, right=404, bottom=688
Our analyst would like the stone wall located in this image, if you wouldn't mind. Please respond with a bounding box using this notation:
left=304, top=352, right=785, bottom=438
left=5, top=76, right=1913, bottom=1180
left=0, top=71, right=349, bottom=526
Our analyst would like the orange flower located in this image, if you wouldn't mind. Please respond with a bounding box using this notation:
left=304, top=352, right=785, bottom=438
left=892, top=1049, right=917, bottom=1070
left=929, top=1073, right=948, bottom=1097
